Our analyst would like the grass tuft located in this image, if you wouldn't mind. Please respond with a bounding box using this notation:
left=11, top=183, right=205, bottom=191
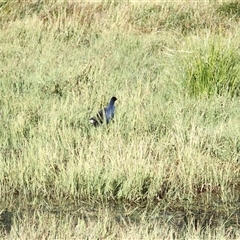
left=217, top=1, right=240, bottom=18
left=183, top=37, right=240, bottom=97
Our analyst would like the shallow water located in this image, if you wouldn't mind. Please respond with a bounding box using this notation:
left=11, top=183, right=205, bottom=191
left=1, top=201, right=239, bottom=237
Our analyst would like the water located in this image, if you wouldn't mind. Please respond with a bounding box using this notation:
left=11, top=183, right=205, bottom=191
left=1, top=202, right=239, bottom=237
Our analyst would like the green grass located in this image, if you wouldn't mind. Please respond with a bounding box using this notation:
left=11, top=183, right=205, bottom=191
left=0, top=1, right=240, bottom=239
left=183, top=36, right=240, bottom=97
left=217, top=1, right=240, bottom=18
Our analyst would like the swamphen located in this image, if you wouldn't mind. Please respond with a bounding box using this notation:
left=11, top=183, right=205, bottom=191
left=89, top=96, right=117, bottom=127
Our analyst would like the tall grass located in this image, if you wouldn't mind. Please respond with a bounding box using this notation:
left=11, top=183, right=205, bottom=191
left=183, top=37, right=240, bottom=97
left=0, top=1, right=240, bottom=238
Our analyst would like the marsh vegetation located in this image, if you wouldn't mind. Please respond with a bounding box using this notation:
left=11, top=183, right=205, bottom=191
left=0, top=1, right=240, bottom=239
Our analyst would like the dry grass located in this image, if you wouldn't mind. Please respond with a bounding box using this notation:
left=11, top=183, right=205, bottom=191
left=0, top=1, right=240, bottom=239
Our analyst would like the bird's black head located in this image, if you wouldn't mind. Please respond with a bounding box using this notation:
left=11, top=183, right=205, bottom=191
left=111, top=96, right=117, bottom=102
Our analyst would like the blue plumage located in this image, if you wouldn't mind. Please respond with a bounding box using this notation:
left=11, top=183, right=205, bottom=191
left=89, top=96, right=117, bottom=127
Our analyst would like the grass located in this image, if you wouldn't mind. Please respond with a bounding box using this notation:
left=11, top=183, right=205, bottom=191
left=0, top=0, right=240, bottom=239
left=183, top=36, right=240, bottom=97
left=1, top=206, right=238, bottom=239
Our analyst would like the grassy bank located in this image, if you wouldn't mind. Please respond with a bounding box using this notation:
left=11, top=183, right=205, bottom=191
left=1, top=0, right=240, bottom=239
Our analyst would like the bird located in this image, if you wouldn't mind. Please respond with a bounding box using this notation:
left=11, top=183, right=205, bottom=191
left=89, top=96, right=117, bottom=127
